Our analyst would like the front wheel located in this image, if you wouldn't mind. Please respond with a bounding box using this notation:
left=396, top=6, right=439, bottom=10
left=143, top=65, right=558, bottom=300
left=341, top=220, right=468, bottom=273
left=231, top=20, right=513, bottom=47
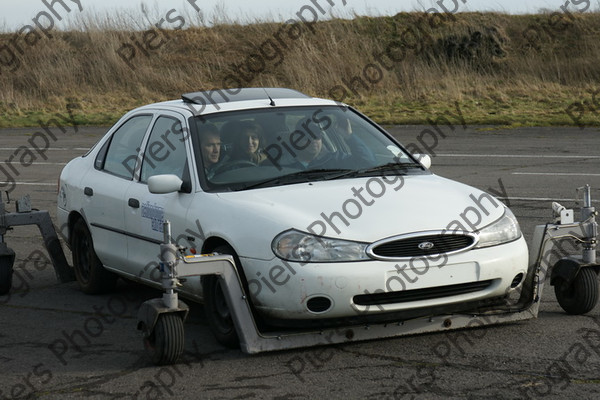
left=71, top=219, right=118, bottom=294
left=202, top=245, right=240, bottom=348
left=555, top=268, right=599, bottom=315
left=203, top=275, right=239, bottom=348
left=143, top=313, right=185, bottom=365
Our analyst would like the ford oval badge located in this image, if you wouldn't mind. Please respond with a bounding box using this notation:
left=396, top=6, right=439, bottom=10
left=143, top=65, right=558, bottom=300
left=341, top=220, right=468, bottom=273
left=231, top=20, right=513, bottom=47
left=418, top=241, right=435, bottom=250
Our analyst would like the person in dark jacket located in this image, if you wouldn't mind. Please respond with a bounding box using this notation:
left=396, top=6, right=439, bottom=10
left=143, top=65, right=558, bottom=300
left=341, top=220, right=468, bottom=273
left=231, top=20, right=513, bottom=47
left=198, top=123, right=223, bottom=179
left=229, top=121, right=267, bottom=164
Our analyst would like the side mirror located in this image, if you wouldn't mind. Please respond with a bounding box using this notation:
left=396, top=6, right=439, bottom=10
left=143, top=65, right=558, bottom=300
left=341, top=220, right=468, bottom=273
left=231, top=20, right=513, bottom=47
left=148, top=175, right=183, bottom=194
left=412, top=154, right=432, bottom=169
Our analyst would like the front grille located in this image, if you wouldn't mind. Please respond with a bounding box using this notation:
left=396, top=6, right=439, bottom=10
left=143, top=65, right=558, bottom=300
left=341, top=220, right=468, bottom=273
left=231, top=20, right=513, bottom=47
left=369, top=233, right=475, bottom=259
left=353, top=280, right=494, bottom=306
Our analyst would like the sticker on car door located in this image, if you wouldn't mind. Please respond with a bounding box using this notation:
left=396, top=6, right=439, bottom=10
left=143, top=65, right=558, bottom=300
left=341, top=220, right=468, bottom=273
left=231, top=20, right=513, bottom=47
left=141, top=201, right=164, bottom=232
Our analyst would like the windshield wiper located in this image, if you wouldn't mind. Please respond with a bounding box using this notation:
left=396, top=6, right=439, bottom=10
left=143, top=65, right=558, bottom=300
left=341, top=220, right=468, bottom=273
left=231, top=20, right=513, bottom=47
left=237, top=168, right=354, bottom=190
left=354, top=162, right=423, bottom=176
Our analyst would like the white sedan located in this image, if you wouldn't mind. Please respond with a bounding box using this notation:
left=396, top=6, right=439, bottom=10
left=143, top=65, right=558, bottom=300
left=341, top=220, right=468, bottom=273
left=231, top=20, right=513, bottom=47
left=58, top=88, right=527, bottom=347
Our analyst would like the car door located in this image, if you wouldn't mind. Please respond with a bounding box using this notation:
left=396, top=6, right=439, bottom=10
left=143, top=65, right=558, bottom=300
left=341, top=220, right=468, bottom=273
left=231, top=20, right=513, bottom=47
left=82, top=114, right=153, bottom=270
left=123, top=112, right=196, bottom=282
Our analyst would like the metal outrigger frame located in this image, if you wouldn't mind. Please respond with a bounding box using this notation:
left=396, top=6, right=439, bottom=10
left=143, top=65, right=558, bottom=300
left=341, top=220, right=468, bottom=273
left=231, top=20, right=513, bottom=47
left=137, top=186, right=598, bottom=365
left=0, top=192, right=74, bottom=295
left=1, top=184, right=596, bottom=366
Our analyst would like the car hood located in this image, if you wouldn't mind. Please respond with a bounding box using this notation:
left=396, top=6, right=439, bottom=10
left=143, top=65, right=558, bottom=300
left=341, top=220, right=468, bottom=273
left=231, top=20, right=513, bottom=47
left=214, top=174, right=507, bottom=245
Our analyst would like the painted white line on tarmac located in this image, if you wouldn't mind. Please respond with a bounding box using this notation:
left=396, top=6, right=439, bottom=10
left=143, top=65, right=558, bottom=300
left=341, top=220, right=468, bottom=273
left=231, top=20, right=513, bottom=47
left=0, top=148, right=89, bottom=151
left=437, top=154, right=600, bottom=159
left=512, top=172, right=600, bottom=177
left=8, top=182, right=56, bottom=186
left=499, top=196, right=600, bottom=203
left=1, top=150, right=593, bottom=157
left=15, top=162, right=67, bottom=165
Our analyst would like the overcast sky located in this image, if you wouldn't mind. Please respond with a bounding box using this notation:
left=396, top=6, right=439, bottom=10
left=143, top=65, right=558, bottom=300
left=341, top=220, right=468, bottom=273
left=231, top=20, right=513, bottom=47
left=1, top=0, right=597, bottom=31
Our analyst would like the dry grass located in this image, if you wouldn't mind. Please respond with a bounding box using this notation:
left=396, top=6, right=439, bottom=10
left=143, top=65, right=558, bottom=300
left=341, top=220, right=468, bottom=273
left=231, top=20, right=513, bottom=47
left=1, top=11, right=600, bottom=127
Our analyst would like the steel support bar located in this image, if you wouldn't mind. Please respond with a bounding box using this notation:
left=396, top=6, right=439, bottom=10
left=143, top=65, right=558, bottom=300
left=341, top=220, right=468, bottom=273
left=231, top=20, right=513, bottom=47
left=140, top=186, right=598, bottom=355
left=1, top=210, right=74, bottom=283
left=176, top=255, right=540, bottom=354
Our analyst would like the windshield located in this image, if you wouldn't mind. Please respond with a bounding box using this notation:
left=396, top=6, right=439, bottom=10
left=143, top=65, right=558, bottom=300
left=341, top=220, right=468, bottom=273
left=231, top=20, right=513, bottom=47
left=192, top=106, right=425, bottom=191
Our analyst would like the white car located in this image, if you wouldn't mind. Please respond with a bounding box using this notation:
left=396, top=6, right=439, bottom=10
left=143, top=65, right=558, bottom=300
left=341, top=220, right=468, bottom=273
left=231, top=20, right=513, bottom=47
left=58, top=88, right=528, bottom=347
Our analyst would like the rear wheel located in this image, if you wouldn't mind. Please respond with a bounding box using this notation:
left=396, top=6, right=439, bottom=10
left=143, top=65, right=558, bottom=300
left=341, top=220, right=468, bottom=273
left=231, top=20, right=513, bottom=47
left=71, top=219, right=118, bottom=294
left=555, top=268, right=599, bottom=315
left=202, top=245, right=240, bottom=348
left=143, top=313, right=185, bottom=365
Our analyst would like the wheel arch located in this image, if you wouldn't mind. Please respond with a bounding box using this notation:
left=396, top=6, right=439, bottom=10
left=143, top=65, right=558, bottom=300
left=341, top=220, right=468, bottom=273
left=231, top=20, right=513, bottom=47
left=200, top=236, right=249, bottom=287
left=200, top=236, right=267, bottom=335
left=202, top=236, right=235, bottom=255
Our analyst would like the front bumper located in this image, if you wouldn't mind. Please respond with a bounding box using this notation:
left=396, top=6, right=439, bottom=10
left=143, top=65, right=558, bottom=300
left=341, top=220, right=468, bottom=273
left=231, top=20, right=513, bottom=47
left=241, top=236, right=528, bottom=320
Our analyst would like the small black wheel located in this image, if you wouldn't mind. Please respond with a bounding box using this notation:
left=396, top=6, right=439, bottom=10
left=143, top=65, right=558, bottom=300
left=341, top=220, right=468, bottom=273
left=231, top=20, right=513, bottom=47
left=71, top=219, right=117, bottom=294
left=555, top=268, right=599, bottom=315
left=0, top=250, right=15, bottom=295
left=143, top=313, right=185, bottom=365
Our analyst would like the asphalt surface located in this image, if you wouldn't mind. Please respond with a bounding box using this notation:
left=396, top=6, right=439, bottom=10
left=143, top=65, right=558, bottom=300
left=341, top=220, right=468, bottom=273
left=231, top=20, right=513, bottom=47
left=1, top=124, right=600, bottom=399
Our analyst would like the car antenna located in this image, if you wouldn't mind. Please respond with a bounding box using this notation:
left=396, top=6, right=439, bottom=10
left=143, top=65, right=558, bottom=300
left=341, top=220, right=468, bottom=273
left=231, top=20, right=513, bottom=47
left=263, top=89, right=276, bottom=106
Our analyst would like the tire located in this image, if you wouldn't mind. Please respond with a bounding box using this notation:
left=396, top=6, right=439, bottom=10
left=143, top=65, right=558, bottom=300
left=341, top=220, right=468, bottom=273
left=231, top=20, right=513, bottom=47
left=0, top=250, right=15, bottom=295
left=202, top=245, right=240, bottom=348
left=555, top=268, right=599, bottom=315
left=71, top=219, right=117, bottom=294
left=143, top=313, right=185, bottom=365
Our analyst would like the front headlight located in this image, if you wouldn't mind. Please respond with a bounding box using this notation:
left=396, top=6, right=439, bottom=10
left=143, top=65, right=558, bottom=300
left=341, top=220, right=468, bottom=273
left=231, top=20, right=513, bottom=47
left=272, top=229, right=369, bottom=262
left=474, top=208, right=522, bottom=248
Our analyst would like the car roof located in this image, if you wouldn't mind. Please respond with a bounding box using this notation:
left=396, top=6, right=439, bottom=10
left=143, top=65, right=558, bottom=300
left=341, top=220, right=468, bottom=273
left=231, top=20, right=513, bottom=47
left=133, top=88, right=343, bottom=116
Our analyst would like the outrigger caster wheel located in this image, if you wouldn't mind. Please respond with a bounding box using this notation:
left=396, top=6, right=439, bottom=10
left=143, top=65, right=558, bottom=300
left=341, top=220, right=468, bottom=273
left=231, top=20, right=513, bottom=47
left=143, top=313, right=185, bottom=365
left=554, top=268, right=599, bottom=315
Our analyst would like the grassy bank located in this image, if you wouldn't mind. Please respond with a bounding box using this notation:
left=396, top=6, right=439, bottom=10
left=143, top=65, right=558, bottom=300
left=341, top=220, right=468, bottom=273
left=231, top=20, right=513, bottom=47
left=1, top=11, right=600, bottom=128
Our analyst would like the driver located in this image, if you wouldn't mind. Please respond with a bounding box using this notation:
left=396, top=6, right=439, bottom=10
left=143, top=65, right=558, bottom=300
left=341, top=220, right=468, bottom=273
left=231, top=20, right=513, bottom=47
left=198, top=123, right=223, bottom=179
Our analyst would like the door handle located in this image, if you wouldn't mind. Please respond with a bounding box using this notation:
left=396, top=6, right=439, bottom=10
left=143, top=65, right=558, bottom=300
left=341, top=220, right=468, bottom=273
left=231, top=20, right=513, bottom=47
left=128, top=198, right=140, bottom=208
left=84, top=187, right=93, bottom=196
